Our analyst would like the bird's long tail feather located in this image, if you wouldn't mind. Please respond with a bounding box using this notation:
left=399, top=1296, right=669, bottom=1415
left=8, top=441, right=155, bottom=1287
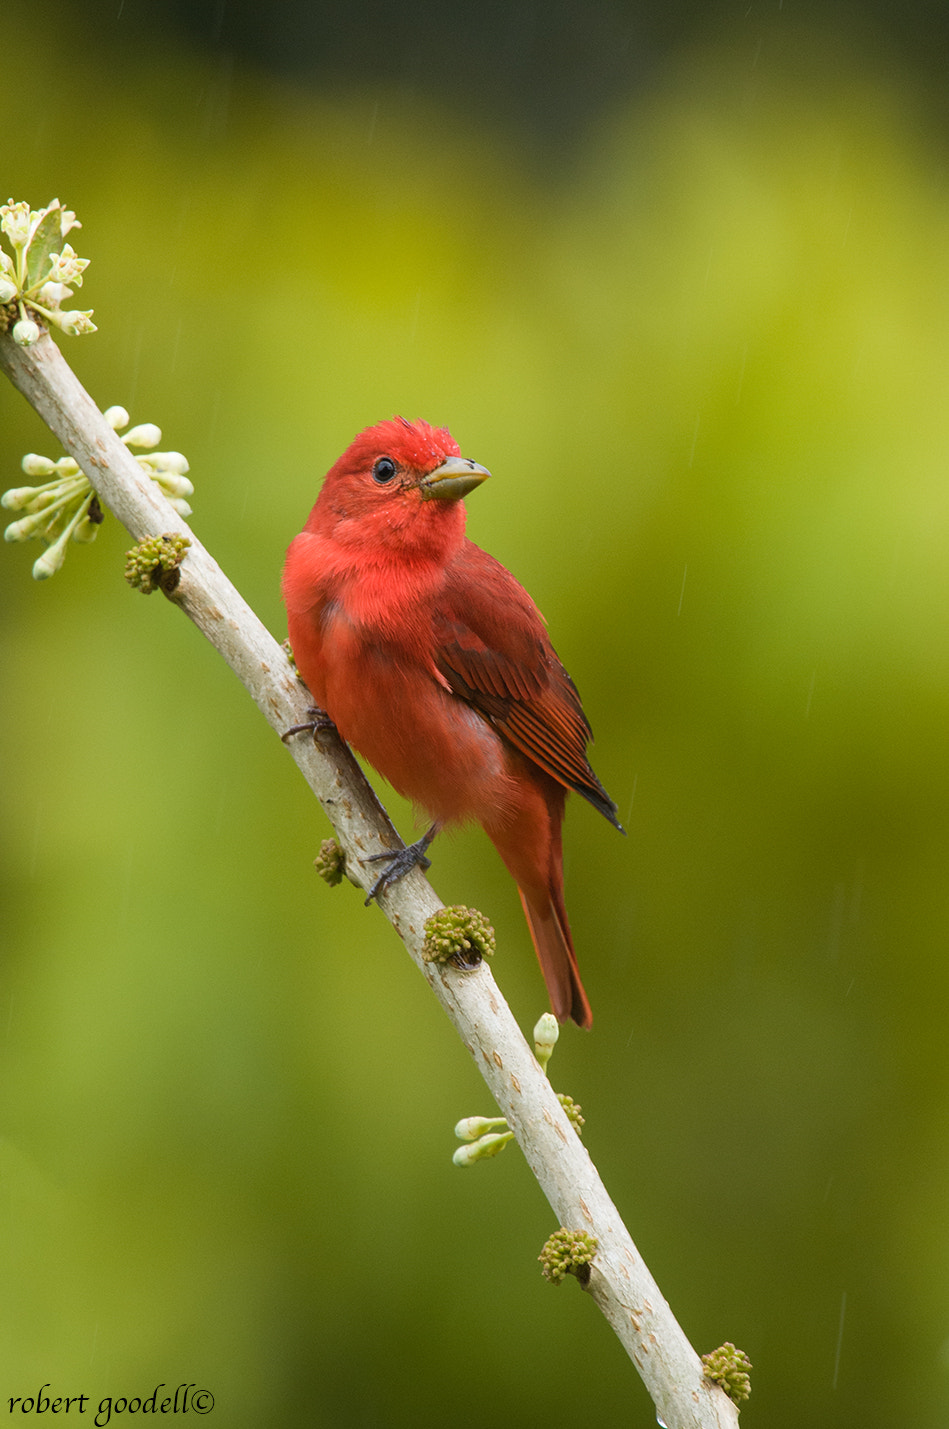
left=518, top=887, right=593, bottom=1029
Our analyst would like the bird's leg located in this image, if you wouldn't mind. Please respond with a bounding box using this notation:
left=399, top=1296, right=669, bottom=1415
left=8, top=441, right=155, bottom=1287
left=363, top=822, right=440, bottom=905
left=281, top=706, right=337, bottom=743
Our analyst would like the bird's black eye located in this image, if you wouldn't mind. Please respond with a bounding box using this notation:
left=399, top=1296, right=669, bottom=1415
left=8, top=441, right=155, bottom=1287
left=373, top=456, right=397, bottom=484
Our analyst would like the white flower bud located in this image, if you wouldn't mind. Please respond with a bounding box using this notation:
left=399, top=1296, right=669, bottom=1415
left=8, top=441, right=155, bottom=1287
left=21, top=453, right=58, bottom=477
left=32, top=544, right=67, bottom=580
left=5, top=509, right=52, bottom=542
left=154, top=472, right=195, bottom=499
left=454, top=1116, right=508, bottom=1141
left=451, top=1144, right=480, bottom=1167
left=123, top=423, right=161, bottom=448
left=30, top=497, right=82, bottom=577
left=166, top=497, right=193, bottom=518
left=2, top=487, right=38, bottom=511
left=451, top=1132, right=514, bottom=1167
left=104, top=406, right=130, bottom=430
left=533, top=1012, right=559, bottom=1070
left=152, top=451, right=190, bottom=476
left=55, top=458, right=80, bottom=476
left=0, top=277, right=17, bottom=304
left=13, top=318, right=40, bottom=346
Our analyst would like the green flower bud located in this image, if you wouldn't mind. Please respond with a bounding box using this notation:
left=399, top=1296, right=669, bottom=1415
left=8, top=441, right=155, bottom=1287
left=55, top=457, right=81, bottom=476
left=422, top=906, right=496, bottom=966
left=701, top=1344, right=752, bottom=1404
left=313, top=839, right=345, bottom=886
left=0, top=277, right=17, bottom=304
left=538, top=1228, right=598, bottom=1286
left=166, top=497, right=193, bottom=518
left=124, top=532, right=191, bottom=593
left=557, top=1093, right=585, bottom=1135
left=123, top=423, right=161, bottom=448
left=104, top=406, right=130, bottom=430
left=13, top=318, right=40, bottom=346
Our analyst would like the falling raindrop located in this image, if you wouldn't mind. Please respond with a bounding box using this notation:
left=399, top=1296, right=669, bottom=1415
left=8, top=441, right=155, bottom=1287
left=676, top=563, right=688, bottom=616
left=832, top=1290, right=847, bottom=1389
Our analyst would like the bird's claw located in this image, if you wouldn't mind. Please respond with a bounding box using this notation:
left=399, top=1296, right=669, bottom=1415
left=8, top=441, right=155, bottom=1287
left=363, top=827, right=437, bottom=905
left=282, top=706, right=337, bottom=743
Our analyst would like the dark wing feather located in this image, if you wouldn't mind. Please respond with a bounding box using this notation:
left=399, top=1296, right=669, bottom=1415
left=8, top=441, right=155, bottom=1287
left=434, top=542, right=623, bottom=830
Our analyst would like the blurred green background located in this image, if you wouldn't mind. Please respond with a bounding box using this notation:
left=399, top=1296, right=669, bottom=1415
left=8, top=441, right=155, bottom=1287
left=3, top=1, right=949, bottom=1424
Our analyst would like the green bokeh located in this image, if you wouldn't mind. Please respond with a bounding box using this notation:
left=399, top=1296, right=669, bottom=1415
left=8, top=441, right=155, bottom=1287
left=4, top=5, right=949, bottom=1426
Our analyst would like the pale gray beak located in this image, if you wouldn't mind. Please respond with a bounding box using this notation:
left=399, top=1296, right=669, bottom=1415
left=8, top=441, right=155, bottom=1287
left=419, top=456, right=491, bottom=501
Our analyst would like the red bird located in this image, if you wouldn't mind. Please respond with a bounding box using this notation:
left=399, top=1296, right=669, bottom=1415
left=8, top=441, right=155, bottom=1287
left=282, top=417, right=623, bottom=1027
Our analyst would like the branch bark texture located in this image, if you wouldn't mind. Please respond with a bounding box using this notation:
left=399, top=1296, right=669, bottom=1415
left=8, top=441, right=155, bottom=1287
left=1, top=328, right=739, bottom=1429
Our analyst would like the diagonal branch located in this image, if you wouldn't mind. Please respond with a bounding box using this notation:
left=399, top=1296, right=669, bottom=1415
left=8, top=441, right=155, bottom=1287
left=0, top=328, right=740, bottom=1429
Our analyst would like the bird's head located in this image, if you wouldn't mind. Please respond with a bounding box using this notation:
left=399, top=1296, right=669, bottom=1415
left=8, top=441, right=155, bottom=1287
left=305, top=417, right=490, bottom=559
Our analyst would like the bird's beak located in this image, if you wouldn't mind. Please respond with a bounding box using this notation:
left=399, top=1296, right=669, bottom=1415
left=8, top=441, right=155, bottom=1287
left=419, top=456, right=491, bottom=502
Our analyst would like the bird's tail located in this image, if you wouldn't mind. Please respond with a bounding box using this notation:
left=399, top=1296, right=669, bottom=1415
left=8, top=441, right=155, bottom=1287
left=486, top=769, right=593, bottom=1028
left=518, top=885, right=593, bottom=1030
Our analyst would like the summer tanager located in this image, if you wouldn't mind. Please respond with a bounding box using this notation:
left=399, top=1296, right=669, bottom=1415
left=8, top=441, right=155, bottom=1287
left=282, top=417, right=623, bottom=1027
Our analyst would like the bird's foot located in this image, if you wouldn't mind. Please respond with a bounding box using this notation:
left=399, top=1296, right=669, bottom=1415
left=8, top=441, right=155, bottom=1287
left=363, top=824, right=439, bottom=905
left=281, top=706, right=336, bottom=743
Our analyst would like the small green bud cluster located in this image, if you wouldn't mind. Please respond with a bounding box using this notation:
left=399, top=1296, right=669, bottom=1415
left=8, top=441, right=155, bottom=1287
left=422, top=905, right=496, bottom=966
left=0, top=199, right=95, bottom=343
left=124, top=533, right=191, bottom=594
left=313, top=838, right=345, bottom=886
left=538, top=1228, right=598, bottom=1285
left=3, top=406, right=193, bottom=581
left=557, top=1093, right=585, bottom=1135
left=701, top=1344, right=752, bottom=1404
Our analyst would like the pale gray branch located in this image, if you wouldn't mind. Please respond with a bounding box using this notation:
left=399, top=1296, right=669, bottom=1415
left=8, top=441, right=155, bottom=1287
left=1, top=328, right=740, bottom=1429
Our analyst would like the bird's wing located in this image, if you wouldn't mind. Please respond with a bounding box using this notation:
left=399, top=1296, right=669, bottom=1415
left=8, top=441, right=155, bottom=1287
left=433, top=542, right=622, bottom=829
